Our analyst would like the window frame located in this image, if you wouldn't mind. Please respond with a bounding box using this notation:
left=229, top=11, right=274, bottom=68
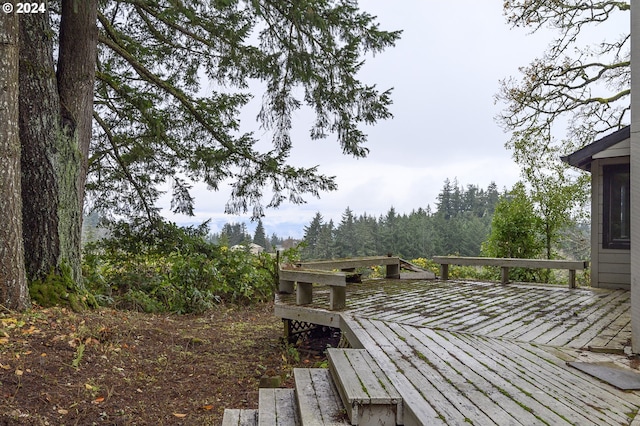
left=602, top=163, right=630, bottom=250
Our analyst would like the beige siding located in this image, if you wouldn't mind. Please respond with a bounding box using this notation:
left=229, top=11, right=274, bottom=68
left=592, top=157, right=631, bottom=290
left=592, top=137, right=630, bottom=159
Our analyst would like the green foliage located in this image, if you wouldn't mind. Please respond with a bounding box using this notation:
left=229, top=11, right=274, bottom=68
left=482, top=183, right=545, bottom=282
left=89, top=1, right=401, bottom=221
left=83, top=220, right=277, bottom=313
left=482, top=183, right=544, bottom=259
left=408, top=258, right=440, bottom=275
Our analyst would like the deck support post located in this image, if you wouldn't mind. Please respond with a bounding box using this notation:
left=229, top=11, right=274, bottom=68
left=441, top=264, right=449, bottom=280
left=386, top=262, right=400, bottom=279
left=279, top=279, right=294, bottom=293
left=569, top=270, right=576, bottom=289
left=283, top=319, right=293, bottom=342
left=330, top=286, right=346, bottom=310
left=501, top=267, right=509, bottom=284
left=297, top=282, right=313, bottom=305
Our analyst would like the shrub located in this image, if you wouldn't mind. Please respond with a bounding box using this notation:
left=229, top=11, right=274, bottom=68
left=83, top=219, right=277, bottom=313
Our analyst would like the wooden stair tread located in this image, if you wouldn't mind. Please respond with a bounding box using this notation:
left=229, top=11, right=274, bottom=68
left=258, top=388, right=299, bottom=426
left=327, top=348, right=402, bottom=425
left=294, top=368, right=349, bottom=425
left=222, top=408, right=258, bottom=426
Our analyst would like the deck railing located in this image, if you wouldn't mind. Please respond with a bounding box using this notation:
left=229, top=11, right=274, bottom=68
left=432, top=256, right=589, bottom=288
left=279, top=256, right=402, bottom=310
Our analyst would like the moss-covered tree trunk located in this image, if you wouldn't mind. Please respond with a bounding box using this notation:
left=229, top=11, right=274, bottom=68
left=19, top=1, right=97, bottom=296
left=0, top=3, right=30, bottom=310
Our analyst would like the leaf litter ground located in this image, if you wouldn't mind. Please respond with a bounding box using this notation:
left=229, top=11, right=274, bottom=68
left=0, top=302, right=334, bottom=425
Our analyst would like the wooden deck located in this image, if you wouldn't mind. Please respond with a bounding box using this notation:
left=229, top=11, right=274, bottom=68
left=275, top=279, right=640, bottom=425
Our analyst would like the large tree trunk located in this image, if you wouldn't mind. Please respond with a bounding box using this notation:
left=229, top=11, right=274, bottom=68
left=20, top=1, right=98, bottom=287
left=57, top=0, right=98, bottom=220
left=19, top=11, right=67, bottom=283
left=0, top=3, right=30, bottom=310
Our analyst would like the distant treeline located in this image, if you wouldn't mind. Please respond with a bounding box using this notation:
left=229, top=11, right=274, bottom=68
left=301, top=179, right=502, bottom=260
left=208, top=220, right=294, bottom=251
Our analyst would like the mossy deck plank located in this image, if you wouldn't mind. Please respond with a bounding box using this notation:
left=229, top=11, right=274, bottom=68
left=274, top=279, right=638, bottom=424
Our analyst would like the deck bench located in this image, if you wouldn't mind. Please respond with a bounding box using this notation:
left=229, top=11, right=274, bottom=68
left=432, top=256, right=589, bottom=288
left=279, top=267, right=347, bottom=310
left=297, top=255, right=401, bottom=279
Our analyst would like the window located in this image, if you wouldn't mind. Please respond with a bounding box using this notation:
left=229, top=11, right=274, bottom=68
left=603, top=164, right=630, bottom=249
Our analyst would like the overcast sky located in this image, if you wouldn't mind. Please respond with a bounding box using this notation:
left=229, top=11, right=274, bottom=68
left=160, top=1, right=623, bottom=239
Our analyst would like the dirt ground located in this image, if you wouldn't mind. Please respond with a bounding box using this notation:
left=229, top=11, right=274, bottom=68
left=0, top=302, right=336, bottom=425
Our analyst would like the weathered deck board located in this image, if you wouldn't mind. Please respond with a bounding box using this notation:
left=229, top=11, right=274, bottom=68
left=294, top=368, right=349, bottom=425
left=345, top=316, right=640, bottom=425
left=274, top=279, right=639, bottom=425
left=222, top=409, right=258, bottom=426
left=278, top=280, right=631, bottom=350
left=327, top=349, right=402, bottom=425
left=342, top=314, right=447, bottom=426
left=258, top=388, right=298, bottom=426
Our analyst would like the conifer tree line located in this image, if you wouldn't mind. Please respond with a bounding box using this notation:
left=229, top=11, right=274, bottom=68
left=208, top=219, right=286, bottom=252
left=301, top=179, right=502, bottom=260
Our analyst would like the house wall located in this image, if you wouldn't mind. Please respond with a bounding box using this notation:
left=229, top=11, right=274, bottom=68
left=592, top=156, right=631, bottom=289
left=593, top=138, right=631, bottom=160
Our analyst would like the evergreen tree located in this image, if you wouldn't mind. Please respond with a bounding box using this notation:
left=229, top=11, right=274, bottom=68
left=1, top=0, right=400, bottom=308
left=221, top=222, right=251, bottom=246
left=380, top=207, right=399, bottom=255
left=336, top=207, right=357, bottom=257
left=253, top=219, right=268, bottom=250
left=302, top=212, right=324, bottom=260
left=316, top=221, right=336, bottom=259
left=436, top=179, right=454, bottom=219
left=269, top=233, right=281, bottom=251
left=354, top=213, right=377, bottom=257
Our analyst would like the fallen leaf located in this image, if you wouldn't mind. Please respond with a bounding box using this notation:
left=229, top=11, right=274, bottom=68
left=15, top=369, right=23, bottom=376
left=173, top=413, right=187, bottom=418
left=90, top=337, right=103, bottom=345
left=0, top=363, right=10, bottom=370
left=58, top=409, right=68, bottom=415
left=92, top=397, right=105, bottom=404
left=0, top=337, right=8, bottom=345
left=201, top=405, right=213, bottom=411
left=21, top=326, right=38, bottom=335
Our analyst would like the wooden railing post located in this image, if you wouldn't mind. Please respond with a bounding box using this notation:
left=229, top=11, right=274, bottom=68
left=297, top=282, right=313, bottom=305
left=441, top=264, right=449, bottom=280
left=501, top=267, right=509, bottom=284
left=569, top=270, right=576, bottom=289
left=386, top=262, right=400, bottom=279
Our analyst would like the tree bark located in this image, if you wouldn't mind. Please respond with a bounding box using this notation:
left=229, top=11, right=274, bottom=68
left=57, top=0, right=98, bottom=216
left=0, top=3, right=30, bottom=310
left=19, top=11, right=65, bottom=282
left=19, top=1, right=98, bottom=286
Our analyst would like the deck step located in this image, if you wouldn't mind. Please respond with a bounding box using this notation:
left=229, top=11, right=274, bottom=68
left=294, top=368, right=350, bottom=425
left=327, top=348, right=402, bottom=426
left=222, top=408, right=258, bottom=426
left=258, top=388, right=299, bottom=426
